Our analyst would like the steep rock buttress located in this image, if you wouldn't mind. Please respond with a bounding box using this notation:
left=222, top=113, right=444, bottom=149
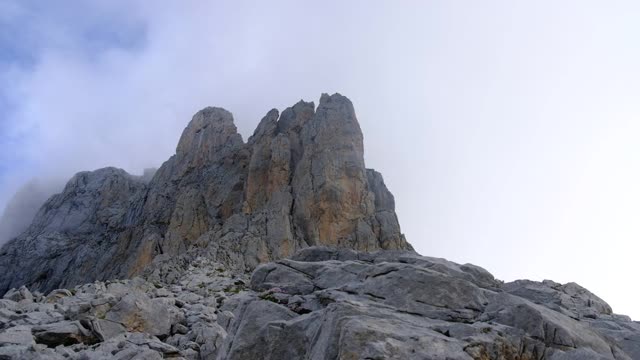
left=0, top=93, right=412, bottom=294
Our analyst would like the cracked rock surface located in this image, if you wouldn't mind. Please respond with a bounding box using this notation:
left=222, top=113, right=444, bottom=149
left=0, top=247, right=638, bottom=359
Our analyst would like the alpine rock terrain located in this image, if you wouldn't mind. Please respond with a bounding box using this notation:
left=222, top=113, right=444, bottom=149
left=0, top=94, right=638, bottom=359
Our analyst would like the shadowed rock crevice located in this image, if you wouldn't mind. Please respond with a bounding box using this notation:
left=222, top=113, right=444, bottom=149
left=0, top=93, right=412, bottom=295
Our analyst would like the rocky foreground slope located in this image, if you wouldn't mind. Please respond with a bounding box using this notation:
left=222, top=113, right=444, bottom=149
left=1, top=247, right=639, bottom=359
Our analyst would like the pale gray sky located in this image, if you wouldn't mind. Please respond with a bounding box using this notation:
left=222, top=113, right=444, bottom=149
left=1, top=1, right=639, bottom=319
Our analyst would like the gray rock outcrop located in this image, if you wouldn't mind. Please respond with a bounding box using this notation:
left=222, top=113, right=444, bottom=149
left=0, top=167, right=150, bottom=292
left=0, top=93, right=411, bottom=295
left=217, top=247, right=636, bottom=360
left=0, top=247, right=637, bottom=359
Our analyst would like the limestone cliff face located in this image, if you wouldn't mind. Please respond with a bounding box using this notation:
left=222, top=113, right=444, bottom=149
left=0, top=93, right=412, bottom=294
left=0, top=168, right=149, bottom=293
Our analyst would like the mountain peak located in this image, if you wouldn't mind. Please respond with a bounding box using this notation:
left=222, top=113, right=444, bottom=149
left=176, top=106, right=243, bottom=161
left=0, top=94, right=411, bottom=294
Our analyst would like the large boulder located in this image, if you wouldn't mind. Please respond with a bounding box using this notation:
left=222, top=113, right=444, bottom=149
left=103, top=292, right=172, bottom=338
left=503, top=279, right=613, bottom=319
left=2, top=286, right=33, bottom=304
left=0, top=325, right=34, bottom=346
left=218, top=247, right=635, bottom=360
left=31, top=320, right=97, bottom=347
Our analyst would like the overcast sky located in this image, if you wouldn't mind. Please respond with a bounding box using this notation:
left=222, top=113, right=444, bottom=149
left=1, top=1, right=639, bottom=319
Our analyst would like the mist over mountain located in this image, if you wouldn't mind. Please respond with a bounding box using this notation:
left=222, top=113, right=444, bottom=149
left=0, top=171, right=158, bottom=247
left=0, top=179, right=64, bottom=246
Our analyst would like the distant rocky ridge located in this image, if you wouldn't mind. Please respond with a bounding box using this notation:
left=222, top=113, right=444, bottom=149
left=0, top=93, right=411, bottom=294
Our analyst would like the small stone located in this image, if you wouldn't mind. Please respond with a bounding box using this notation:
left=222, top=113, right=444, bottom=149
left=154, top=288, right=172, bottom=298
left=178, top=292, right=203, bottom=304
left=90, top=318, right=126, bottom=341
left=3, top=286, right=33, bottom=304
left=32, top=320, right=97, bottom=347
left=172, top=323, right=189, bottom=335
left=45, top=289, right=73, bottom=303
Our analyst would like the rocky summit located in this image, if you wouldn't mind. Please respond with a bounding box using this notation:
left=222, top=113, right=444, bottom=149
left=0, top=93, right=638, bottom=359
left=0, top=93, right=411, bottom=295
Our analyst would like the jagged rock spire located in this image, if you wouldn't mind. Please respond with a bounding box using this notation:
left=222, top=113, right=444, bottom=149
left=0, top=94, right=412, bottom=294
left=176, top=107, right=243, bottom=163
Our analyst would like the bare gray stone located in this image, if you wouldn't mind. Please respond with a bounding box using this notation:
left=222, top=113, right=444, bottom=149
left=218, top=247, right=633, bottom=360
left=32, top=320, right=97, bottom=347
left=3, top=286, right=33, bottom=304
left=104, top=293, right=172, bottom=337
left=0, top=325, right=34, bottom=346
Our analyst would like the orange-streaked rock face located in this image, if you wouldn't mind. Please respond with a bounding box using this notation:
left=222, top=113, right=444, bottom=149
left=0, top=93, right=413, bottom=294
